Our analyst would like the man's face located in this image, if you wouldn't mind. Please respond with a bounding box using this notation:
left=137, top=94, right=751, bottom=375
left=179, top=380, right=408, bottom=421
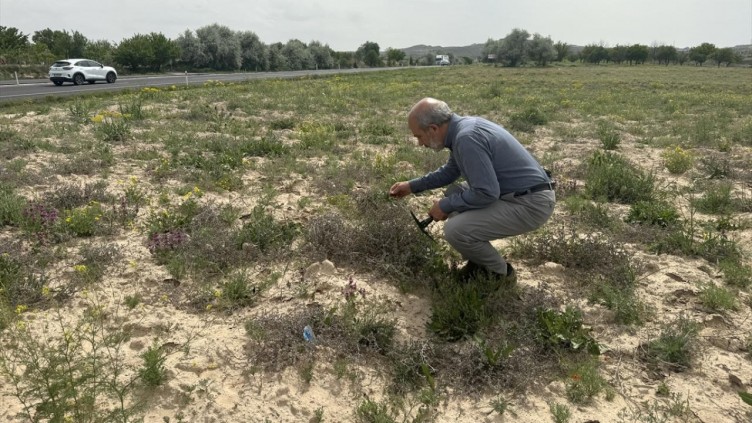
left=409, top=119, right=444, bottom=151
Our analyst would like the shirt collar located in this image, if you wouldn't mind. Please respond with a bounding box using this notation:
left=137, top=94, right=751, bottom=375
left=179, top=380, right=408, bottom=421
left=444, top=114, right=460, bottom=149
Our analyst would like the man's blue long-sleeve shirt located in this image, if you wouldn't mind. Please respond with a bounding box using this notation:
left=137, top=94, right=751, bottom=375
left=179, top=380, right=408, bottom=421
left=408, top=114, right=550, bottom=214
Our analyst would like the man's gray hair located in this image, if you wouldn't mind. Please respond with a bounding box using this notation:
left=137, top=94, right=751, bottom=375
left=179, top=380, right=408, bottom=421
left=413, top=99, right=452, bottom=129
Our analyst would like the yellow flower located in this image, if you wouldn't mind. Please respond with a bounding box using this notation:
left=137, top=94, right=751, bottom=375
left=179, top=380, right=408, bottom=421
left=15, top=304, right=28, bottom=315
left=41, top=286, right=51, bottom=297
left=15, top=321, right=26, bottom=331
left=213, top=289, right=222, bottom=298
left=206, top=304, right=213, bottom=311
left=74, top=264, right=88, bottom=273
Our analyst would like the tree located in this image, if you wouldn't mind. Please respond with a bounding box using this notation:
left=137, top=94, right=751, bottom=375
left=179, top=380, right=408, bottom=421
left=195, top=24, right=241, bottom=70
left=710, top=47, right=739, bottom=67
left=0, top=26, right=29, bottom=51
left=114, top=34, right=154, bottom=71
left=32, top=28, right=88, bottom=58
left=527, top=33, right=555, bottom=66
left=626, top=44, right=649, bottom=65
left=238, top=31, right=268, bottom=71
left=553, top=41, right=569, bottom=62
left=581, top=44, right=609, bottom=64
left=689, top=42, right=716, bottom=66
left=332, top=51, right=355, bottom=69
left=307, top=41, right=334, bottom=69
left=498, top=28, right=529, bottom=67
left=84, top=40, right=115, bottom=64
left=267, top=42, right=288, bottom=71
left=655, top=45, right=677, bottom=65
left=176, top=30, right=208, bottom=68
left=356, top=41, right=382, bottom=67
left=385, top=47, right=406, bottom=66
left=482, top=38, right=502, bottom=63
left=609, top=45, right=628, bottom=64
left=282, top=39, right=314, bottom=70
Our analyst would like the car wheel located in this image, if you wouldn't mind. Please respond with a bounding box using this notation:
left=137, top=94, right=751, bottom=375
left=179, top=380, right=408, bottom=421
left=53, top=81, right=64, bottom=86
left=106, top=72, right=117, bottom=83
left=73, top=74, right=85, bottom=85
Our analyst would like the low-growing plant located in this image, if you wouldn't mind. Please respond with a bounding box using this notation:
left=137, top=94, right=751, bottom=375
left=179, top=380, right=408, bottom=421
left=699, top=283, right=738, bottom=312
left=96, top=116, right=131, bottom=142
left=565, top=359, right=607, bottom=404
left=597, top=121, right=621, bottom=150
left=124, top=294, right=141, bottom=309
left=626, top=200, right=680, bottom=227
left=719, top=259, right=752, bottom=289
left=356, top=399, right=396, bottom=423
left=640, top=317, right=698, bottom=371
left=69, top=98, right=93, bottom=123
left=0, top=185, right=25, bottom=226
left=591, top=283, right=646, bottom=325
left=119, top=96, right=146, bottom=120
left=490, top=395, right=513, bottom=416
left=235, top=205, right=299, bottom=254
left=699, top=154, right=732, bottom=179
left=220, top=270, right=263, bottom=308
left=549, top=402, right=571, bottom=423
left=0, top=305, right=142, bottom=421
left=428, top=279, right=490, bottom=341
left=63, top=201, right=107, bottom=237
left=536, top=307, right=601, bottom=354
left=692, top=181, right=737, bottom=214
left=662, top=146, right=694, bottom=174
left=507, top=106, right=548, bottom=132
left=585, top=150, right=655, bottom=204
left=140, top=344, right=168, bottom=387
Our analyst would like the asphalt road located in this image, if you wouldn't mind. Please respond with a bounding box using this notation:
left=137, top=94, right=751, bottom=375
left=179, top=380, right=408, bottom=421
left=0, top=67, right=404, bottom=104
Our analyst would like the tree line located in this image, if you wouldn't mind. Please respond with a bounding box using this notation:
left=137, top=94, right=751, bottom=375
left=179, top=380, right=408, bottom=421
left=0, top=24, right=405, bottom=72
left=0, top=24, right=745, bottom=74
left=482, top=28, right=744, bottom=67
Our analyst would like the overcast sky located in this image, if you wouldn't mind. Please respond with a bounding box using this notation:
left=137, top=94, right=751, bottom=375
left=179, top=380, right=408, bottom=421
left=2, top=0, right=751, bottom=51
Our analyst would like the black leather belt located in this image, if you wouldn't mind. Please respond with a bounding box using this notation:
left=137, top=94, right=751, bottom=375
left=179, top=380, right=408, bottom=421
left=509, top=181, right=555, bottom=198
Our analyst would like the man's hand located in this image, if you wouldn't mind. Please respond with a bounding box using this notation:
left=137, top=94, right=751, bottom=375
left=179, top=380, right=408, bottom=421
left=389, top=181, right=412, bottom=198
left=429, top=200, right=449, bottom=221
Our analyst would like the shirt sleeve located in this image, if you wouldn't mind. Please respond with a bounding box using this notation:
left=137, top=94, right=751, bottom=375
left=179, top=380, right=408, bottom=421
left=438, top=135, right=500, bottom=213
left=408, top=155, right=461, bottom=194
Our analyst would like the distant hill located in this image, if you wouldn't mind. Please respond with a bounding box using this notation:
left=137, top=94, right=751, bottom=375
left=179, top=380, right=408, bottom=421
left=400, top=43, right=485, bottom=59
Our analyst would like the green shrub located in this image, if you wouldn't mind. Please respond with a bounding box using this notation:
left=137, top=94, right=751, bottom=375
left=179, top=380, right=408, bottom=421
left=585, top=151, right=655, bottom=204
left=508, top=106, right=548, bottom=132
left=63, top=202, right=106, bottom=237
left=140, top=344, right=167, bottom=387
left=96, top=116, right=131, bottom=142
left=662, top=146, right=694, bottom=174
left=626, top=200, right=680, bottom=227
left=699, top=283, right=737, bottom=312
left=692, top=181, right=740, bottom=214
left=720, top=259, right=752, bottom=289
left=640, top=317, right=698, bottom=370
left=565, top=360, right=607, bottom=404
left=428, top=279, right=490, bottom=341
left=597, top=121, right=621, bottom=150
left=235, top=205, right=299, bottom=254
left=536, top=307, right=600, bottom=354
left=0, top=185, right=25, bottom=226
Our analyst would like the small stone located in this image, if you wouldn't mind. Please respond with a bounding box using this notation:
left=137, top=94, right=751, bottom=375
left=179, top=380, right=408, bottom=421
left=729, top=373, right=744, bottom=389
left=319, top=260, right=336, bottom=275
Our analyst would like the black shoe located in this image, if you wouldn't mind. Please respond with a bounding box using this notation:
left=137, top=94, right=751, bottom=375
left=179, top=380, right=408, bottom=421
left=505, top=263, right=517, bottom=286
left=457, top=261, right=483, bottom=283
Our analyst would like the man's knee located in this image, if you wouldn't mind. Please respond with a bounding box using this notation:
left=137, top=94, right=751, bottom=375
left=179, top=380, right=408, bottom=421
left=443, top=218, right=466, bottom=247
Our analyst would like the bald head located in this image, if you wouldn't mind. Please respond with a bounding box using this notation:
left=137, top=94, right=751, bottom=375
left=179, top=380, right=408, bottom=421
left=408, top=98, right=453, bottom=130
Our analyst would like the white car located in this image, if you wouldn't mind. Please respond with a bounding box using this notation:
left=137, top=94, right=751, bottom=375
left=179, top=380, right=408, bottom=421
left=49, top=59, right=118, bottom=86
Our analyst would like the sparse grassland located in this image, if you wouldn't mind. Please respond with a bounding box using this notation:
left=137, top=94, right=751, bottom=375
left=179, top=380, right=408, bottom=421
left=1, top=65, right=751, bottom=422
